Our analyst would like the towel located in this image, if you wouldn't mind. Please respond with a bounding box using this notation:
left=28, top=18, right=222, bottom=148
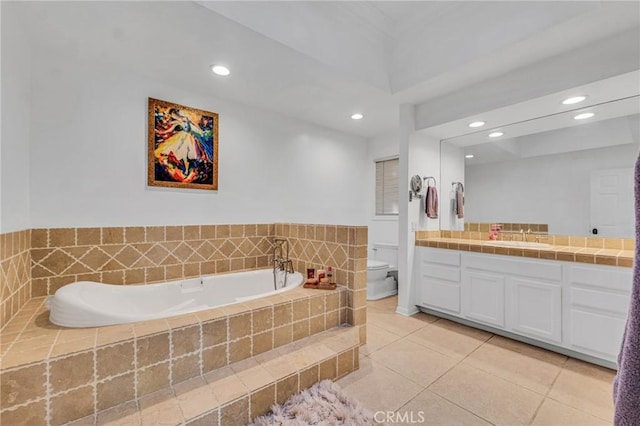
left=425, top=186, right=438, bottom=219
left=613, top=149, right=640, bottom=425
left=455, top=185, right=464, bottom=219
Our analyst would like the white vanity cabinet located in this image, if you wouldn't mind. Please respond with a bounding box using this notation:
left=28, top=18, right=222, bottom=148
left=567, top=263, right=631, bottom=361
left=415, top=249, right=462, bottom=315
left=414, top=246, right=631, bottom=366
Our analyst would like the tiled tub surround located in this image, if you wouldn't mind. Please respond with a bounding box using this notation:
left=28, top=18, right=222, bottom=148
left=274, top=223, right=368, bottom=343
left=30, top=224, right=276, bottom=298
left=416, top=230, right=634, bottom=267
left=0, top=229, right=32, bottom=327
left=0, top=286, right=348, bottom=425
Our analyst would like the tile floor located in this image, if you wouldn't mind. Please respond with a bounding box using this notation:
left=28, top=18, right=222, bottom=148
left=337, top=296, right=615, bottom=426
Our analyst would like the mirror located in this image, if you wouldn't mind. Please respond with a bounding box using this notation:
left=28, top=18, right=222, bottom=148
left=441, top=95, right=640, bottom=238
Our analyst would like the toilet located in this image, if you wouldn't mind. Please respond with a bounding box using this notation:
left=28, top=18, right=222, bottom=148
left=366, top=243, right=398, bottom=300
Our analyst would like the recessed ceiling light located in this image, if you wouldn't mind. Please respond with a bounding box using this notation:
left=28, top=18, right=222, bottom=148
left=465, top=154, right=475, bottom=159
left=562, top=96, right=587, bottom=105
left=469, top=121, right=485, bottom=128
left=489, top=131, right=503, bottom=138
left=211, top=65, right=230, bottom=76
left=351, top=113, right=364, bottom=120
left=574, top=112, right=594, bottom=120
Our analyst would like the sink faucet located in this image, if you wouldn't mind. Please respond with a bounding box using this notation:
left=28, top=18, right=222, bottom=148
left=519, top=229, right=525, bottom=241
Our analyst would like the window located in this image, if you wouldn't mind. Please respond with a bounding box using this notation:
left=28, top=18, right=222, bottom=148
left=375, top=158, right=399, bottom=215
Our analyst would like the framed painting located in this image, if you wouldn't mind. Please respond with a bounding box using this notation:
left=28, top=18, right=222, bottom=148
left=148, top=98, right=219, bottom=190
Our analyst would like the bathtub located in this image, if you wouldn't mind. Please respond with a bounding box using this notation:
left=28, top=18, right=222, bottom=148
left=49, top=269, right=304, bottom=328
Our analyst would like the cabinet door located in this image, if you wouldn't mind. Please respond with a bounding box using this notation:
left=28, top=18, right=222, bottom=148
left=463, top=271, right=505, bottom=328
left=508, top=278, right=562, bottom=344
left=419, top=278, right=461, bottom=314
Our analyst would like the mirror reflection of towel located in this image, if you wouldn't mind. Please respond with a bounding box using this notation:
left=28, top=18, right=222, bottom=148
left=425, top=186, right=438, bottom=219
left=456, top=187, right=464, bottom=219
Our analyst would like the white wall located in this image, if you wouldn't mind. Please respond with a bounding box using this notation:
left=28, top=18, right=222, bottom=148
left=465, top=143, right=639, bottom=235
left=409, top=133, right=441, bottom=233
left=366, top=131, right=398, bottom=257
left=0, top=3, right=31, bottom=233
left=440, top=142, right=465, bottom=231
left=28, top=50, right=368, bottom=228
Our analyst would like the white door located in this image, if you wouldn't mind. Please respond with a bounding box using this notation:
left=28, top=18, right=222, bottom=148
left=590, top=168, right=633, bottom=238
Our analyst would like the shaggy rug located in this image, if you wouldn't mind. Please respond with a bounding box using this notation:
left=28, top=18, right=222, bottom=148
left=249, top=380, right=374, bottom=425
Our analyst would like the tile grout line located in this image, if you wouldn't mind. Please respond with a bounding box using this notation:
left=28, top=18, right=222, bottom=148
left=526, top=356, right=569, bottom=426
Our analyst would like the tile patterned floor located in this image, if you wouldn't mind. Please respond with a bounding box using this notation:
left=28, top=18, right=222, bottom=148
left=337, top=296, right=616, bottom=426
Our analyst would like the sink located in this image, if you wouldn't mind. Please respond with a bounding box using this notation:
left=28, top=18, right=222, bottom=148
left=484, top=240, right=551, bottom=249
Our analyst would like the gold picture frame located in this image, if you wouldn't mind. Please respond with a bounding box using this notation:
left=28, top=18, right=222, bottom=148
left=148, top=98, right=218, bottom=190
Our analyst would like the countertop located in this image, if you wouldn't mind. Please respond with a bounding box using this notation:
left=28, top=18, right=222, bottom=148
left=416, top=237, right=633, bottom=268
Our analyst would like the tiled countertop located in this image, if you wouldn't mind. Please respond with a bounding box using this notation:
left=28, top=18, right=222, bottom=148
left=416, top=237, right=633, bottom=268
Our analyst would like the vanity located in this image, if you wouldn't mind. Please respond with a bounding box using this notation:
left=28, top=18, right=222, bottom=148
left=413, top=237, right=632, bottom=368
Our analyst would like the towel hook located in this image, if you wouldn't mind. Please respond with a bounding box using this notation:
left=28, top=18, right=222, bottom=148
left=423, top=176, right=436, bottom=187
left=452, top=181, right=464, bottom=192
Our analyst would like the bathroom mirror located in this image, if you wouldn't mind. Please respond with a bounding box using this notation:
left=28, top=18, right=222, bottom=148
left=441, top=95, right=640, bottom=238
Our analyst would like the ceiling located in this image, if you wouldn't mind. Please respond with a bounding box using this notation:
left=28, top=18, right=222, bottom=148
left=7, top=1, right=640, bottom=138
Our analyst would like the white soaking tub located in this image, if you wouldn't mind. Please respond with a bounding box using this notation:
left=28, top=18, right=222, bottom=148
left=48, top=269, right=304, bottom=328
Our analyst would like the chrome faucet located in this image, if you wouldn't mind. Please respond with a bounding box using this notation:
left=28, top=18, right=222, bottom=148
left=273, top=239, right=294, bottom=290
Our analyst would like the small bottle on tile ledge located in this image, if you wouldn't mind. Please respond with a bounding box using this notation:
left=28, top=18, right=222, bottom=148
left=326, top=266, right=335, bottom=285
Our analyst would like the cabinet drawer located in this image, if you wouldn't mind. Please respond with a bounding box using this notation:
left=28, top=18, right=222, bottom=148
left=465, top=254, right=562, bottom=282
left=571, top=265, right=632, bottom=292
left=419, top=279, right=460, bottom=314
left=420, top=262, right=460, bottom=282
left=570, top=309, right=625, bottom=360
left=423, top=248, right=461, bottom=266
left=571, top=287, right=629, bottom=314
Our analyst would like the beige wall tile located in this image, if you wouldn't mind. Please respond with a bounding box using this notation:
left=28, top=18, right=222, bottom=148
left=0, top=363, right=46, bottom=408
left=274, top=324, right=293, bottom=347
left=50, top=351, right=95, bottom=393
left=166, top=226, right=184, bottom=241
left=137, top=362, right=170, bottom=397
left=102, top=228, right=124, bottom=245
left=293, top=299, right=310, bottom=321
left=229, top=313, right=252, bottom=340
left=0, top=399, right=46, bottom=426
left=229, top=337, right=252, bottom=364
left=250, top=384, right=275, bottom=419
left=202, top=319, right=227, bottom=348
left=173, top=326, right=201, bottom=358
left=319, top=357, right=337, bottom=381
left=254, top=330, right=274, bottom=355
left=203, top=344, right=227, bottom=373
left=276, top=374, right=299, bottom=405
left=145, top=226, right=165, bottom=242
left=293, top=319, right=310, bottom=341
left=299, top=365, right=319, bottom=391
left=50, top=228, right=76, bottom=247
left=97, top=342, right=134, bottom=380
left=273, top=302, right=292, bottom=327
left=97, top=372, right=135, bottom=410
left=137, top=333, right=170, bottom=368
left=172, top=353, right=201, bottom=384
left=252, top=308, right=273, bottom=334
left=337, top=350, right=354, bottom=378
left=51, top=385, right=94, bottom=425
left=184, top=226, right=201, bottom=241
left=220, top=396, right=249, bottom=426
left=124, top=227, right=145, bottom=244
left=77, top=228, right=101, bottom=246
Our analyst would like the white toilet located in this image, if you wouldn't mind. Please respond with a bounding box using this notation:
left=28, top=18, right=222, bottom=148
left=366, top=243, right=398, bottom=300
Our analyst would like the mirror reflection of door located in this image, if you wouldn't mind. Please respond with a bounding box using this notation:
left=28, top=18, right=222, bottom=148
left=590, top=168, right=634, bottom=238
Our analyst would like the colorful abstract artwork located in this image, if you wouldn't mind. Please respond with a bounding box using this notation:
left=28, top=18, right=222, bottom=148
left=148, top=98, right=218, bottom=190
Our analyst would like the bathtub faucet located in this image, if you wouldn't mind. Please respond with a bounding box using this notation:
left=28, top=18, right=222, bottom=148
left=273, top=239, right=294, bottom=289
